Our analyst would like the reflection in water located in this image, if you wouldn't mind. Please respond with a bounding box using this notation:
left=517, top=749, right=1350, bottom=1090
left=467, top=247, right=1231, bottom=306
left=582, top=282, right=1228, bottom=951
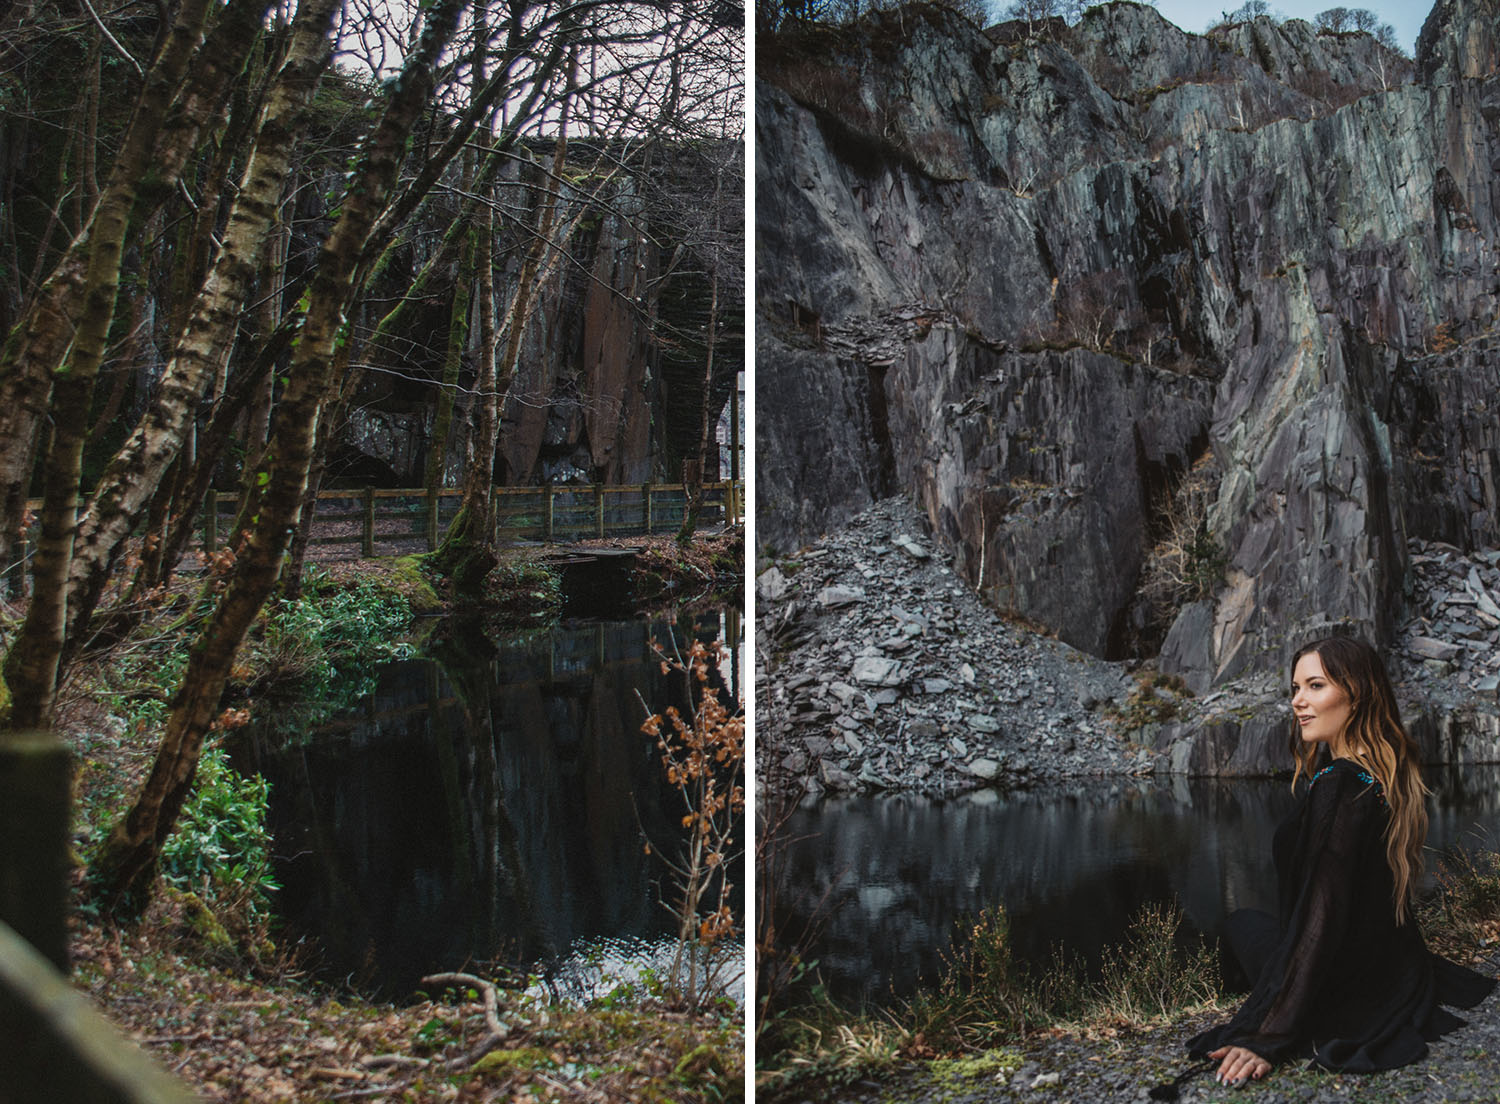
left=780, top=768, right=1500, bottom=1007
left=231, top=612, right=740, bottom=996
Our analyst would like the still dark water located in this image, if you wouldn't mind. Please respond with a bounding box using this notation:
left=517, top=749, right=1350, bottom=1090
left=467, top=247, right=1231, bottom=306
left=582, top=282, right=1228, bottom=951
left=778, top=766, right=1500, bottom=1007
left=230, top=611, right=742, bottom=998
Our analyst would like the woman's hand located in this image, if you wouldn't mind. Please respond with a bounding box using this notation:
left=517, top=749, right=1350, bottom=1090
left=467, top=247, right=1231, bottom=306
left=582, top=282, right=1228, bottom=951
left=1207, top=1045, right=1271, bottom=1086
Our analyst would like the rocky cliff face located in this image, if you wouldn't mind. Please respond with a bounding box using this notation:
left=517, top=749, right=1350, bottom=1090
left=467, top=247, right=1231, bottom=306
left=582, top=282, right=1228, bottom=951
left=346, top=191, right=738, bottom=490
left=757, top=0, right=1500, bottom=711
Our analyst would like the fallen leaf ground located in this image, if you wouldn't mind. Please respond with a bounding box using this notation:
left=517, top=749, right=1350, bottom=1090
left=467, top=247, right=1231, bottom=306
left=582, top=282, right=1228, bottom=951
left=72, top=911, right=744, bottom=1102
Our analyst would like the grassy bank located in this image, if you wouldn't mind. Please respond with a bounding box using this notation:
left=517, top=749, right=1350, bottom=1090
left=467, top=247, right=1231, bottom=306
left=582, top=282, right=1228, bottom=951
left=626, top=530, right=745, bottom=607
left=15, top=553, right=745, bottom=1102
left=70, top=910, right=744, bottom=1102
left=757, top=902, right=1227, bottom=1101
left=757, top=863, right=1500, bottom=1103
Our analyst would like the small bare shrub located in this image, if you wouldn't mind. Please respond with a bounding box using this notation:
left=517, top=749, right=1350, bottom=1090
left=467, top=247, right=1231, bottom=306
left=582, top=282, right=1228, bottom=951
left=1140, top=453, right=1225, bottom=614
left=1422, top=845, right=1500, bottom=954
left=1054, top=270, right=1128, bottom=351
left=1094, top=902, right=1221, bottom=1023
left=639, top=637, right=744, bottom=1010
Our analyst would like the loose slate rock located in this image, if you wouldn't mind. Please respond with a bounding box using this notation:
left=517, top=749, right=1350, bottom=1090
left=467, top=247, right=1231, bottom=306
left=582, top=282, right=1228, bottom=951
left=1410, top=637, right=1464, bottom=661
left=851, top=656, right=903, bottom=686
left=757, top=566, right=790, bottom=602
left=969, top=757, right=1003, bottom=780
left=818, top=584, right=865, bottom=608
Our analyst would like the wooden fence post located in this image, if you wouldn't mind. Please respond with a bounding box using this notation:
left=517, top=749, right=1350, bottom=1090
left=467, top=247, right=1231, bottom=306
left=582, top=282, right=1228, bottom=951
left=644, top=484, right=653, bottom=535
left=4, top=529, right=28, bottom=595
left=489, top=486, right=498, bottom=546
left=0, top=731, right=70, bottom=973
left=362, top=488, right=375, bottom=558
left=202, top=495, right=218, bottom=556
left=544, top=485, right=555, bottom=543
left=730, top=379, right=740, bottom=484
left=594, top=484, right=605, bottom=539
left=426, top=489, right=439, bottom=550
left=0, top=922, right=200, bottom=1103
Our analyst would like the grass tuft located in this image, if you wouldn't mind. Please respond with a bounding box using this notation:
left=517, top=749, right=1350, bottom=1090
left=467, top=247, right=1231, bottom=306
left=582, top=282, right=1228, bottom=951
left=760, top=901, right=1225, bottom=1100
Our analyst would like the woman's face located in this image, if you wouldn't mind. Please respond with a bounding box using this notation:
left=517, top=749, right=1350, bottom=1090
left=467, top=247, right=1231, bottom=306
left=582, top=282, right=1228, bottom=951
left=1291, top=651, right=1353, bottom=750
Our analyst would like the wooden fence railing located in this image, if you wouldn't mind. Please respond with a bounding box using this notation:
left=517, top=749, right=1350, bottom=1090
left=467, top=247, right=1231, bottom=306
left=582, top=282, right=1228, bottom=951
left=251, top=478, right=744, bottom=559
left=7, top=480, right=742, bottom=586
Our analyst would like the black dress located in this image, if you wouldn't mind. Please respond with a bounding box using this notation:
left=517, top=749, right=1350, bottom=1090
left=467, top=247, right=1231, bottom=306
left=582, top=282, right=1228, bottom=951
left=1188, top=758, right=1496, bottom=1071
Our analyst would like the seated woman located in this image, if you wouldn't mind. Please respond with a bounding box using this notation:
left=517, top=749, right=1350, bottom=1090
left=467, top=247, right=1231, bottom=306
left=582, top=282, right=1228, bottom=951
left=1189, top=635, right=1495, bottom=1086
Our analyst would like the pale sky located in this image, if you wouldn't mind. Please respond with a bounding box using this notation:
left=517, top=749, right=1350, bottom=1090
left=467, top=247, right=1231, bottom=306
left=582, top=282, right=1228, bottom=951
left=1151, top=1, right=1435, bottom=56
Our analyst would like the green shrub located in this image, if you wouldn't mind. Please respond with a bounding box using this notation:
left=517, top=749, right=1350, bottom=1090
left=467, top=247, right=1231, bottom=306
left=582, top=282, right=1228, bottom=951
left=246, top=582, right=412, bottom=697
left=160, top=746, right=278, bottom=924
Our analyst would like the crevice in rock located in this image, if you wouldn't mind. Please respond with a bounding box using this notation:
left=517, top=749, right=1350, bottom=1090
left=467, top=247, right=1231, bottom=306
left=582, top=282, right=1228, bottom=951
left=865, top=362, right=897, bottom=496
left=1115, top=428, right=1219, bottom=661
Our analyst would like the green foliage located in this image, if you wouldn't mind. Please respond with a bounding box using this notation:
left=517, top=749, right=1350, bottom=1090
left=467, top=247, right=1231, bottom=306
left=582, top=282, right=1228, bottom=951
left=159, top=746, right=278, bottom=923
left=1181, top=528, right=1226, bottom=600
left=755, top=984, right=902, bottom=1101
left=98, top=644, right=188, bottom=738
left=247, top=582, right=412, bottom=694
left=240, top=581, right=413, bottom=738
left=481, top=557, right=562, bottom=624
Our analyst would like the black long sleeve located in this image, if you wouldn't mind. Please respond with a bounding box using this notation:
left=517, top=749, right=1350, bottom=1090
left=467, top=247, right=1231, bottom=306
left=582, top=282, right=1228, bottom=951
left=1189, top=759, right=1496, bottom=1071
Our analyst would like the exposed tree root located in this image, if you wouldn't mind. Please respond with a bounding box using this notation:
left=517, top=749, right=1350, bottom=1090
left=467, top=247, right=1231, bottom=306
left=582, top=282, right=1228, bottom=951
left=421, top=971, right=512, bottom=1067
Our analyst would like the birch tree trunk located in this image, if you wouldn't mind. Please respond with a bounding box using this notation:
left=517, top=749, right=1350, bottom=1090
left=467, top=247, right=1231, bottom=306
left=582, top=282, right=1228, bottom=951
left=677, top=173, right=724, bottom=545
left=57, top=0, right=341, bottom=675
left=0, top=0, right=282, bottom=727
left=425, top=213, right=480, bottom=501
left=91, top=0, right=469, bottom=917
left=432, top=82, right=598, bottom=585
left=430, top=205, right=497, bottom=590
left=0, top=0, right=270, bottom=584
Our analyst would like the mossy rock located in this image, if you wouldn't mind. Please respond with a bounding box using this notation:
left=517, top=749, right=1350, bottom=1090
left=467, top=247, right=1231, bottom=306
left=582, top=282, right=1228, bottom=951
left=482, top=557, right=562, bottom=623
left=471, top=1046, right=555, bottom=1075
left=929, top=1048, right=1024, bottom=1083
left=386, top=555, right=444, bottom=613
left=163, top=886, right=236, bottom=958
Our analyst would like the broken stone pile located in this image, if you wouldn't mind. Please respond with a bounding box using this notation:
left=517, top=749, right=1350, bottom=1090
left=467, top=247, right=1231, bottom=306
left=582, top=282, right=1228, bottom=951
left=758, top=500, right=1500, bottom=796
left=1397, top=539, right=1500, bottom=702
left=756, top=497, right=1138, bottom=797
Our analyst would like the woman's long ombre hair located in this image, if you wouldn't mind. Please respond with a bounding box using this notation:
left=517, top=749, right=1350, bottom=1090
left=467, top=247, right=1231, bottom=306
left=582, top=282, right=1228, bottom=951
left=1290, top=636, right=1428, bottom=923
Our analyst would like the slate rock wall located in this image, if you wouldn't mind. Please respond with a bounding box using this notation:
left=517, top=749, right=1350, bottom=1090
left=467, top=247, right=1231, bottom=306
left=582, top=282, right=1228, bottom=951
left=757, top=0, right=1500, bottom=690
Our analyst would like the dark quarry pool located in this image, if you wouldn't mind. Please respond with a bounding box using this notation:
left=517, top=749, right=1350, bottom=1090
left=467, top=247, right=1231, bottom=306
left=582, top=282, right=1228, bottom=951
left=776, top=766, right=1500, bottom=1007
left=229, top=611, right=743, bottom=1000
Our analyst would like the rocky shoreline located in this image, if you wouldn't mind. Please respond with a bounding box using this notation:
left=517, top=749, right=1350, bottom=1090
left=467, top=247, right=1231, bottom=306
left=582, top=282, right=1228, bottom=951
left=756, top=496, right=1500, bottom=798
